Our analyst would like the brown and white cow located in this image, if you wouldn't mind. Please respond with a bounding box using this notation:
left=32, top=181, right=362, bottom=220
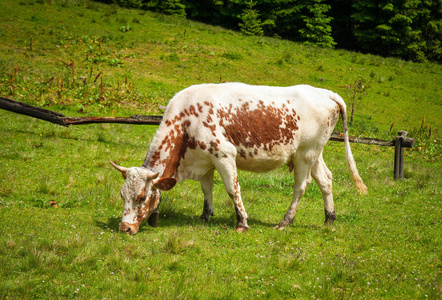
left=111, top=83, right=367, bottom=234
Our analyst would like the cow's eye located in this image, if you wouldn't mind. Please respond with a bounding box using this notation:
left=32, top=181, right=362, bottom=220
left=136, top=189, right=146, bottom=203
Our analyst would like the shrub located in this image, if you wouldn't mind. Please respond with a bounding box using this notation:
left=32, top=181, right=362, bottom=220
left=239, top=1, right=264, bottom=36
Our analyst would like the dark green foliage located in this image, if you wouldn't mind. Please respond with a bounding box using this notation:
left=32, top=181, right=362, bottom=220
left=183, top=0, right=239, bottom=28
left=417, top=0, right=442, bottom=62
left=327, top=0, right=357, bottom=50
left=114, top=0, right=143, bottom=8
left=351, top=0, right=441, bottom=62
left=114, top=0, right=187, bottom=17
left=155, top=0, right=186, bottom=17
left=298, top=0, right=336, bottom=48
left=352, top=0, right=420, bottom=60
left=239, top=1, right=264, bottom=36
left=259, top=1, right=302, bottom=41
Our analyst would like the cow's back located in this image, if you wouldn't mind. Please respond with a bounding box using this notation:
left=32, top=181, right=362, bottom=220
left=157, top=83, right=340, bottom=174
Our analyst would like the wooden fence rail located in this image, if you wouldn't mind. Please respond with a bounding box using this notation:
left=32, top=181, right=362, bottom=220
left=0, top=97, right=163, bottom=126
left=0, top=96, right=414, bottom=180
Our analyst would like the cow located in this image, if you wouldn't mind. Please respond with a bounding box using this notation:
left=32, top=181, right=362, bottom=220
left=111, top=83, right=367, bottom=234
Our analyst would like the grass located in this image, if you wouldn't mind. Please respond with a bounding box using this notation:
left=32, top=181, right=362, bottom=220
left=0, top=0, right=441, bottom=299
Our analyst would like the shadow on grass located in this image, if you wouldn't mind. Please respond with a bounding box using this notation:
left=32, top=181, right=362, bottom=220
left=95, top=216, right=120, bottom=231
left=95, top=212, right=278, bottom=233
left=157, top=210, right=279, bottom=228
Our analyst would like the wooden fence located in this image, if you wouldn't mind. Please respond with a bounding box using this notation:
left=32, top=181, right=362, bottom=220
left=0, top=96, right=414, bottom=180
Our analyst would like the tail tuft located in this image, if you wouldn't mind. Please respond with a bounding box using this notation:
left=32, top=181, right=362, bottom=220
left=354, top=172, right=368, bottom=195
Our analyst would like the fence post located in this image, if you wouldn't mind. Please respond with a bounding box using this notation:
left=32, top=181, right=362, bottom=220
left=394, top=131, right=415, bottom=180
left=394, top=132, right=403, bottom=180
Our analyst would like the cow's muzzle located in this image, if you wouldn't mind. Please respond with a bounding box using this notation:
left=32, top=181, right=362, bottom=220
left=119, top=222, right=139, bottom=235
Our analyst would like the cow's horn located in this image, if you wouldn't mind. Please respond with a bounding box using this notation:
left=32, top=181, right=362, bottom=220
left=110, top=160, right=128, bottom=176
left=147, top=171, right=160, bottom=180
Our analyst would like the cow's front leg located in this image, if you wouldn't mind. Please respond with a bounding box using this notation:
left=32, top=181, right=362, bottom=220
left=214, top=156, right=249, bottom=231
left=200, top=170, right=215, bottom=221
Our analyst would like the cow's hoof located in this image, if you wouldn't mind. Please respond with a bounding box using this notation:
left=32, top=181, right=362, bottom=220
left=274, top=224, right=286, bottom=230
left=324, top=219, right=335, bottom=226
left=275, top=218, right=293, bottom=229
left=235, top=226, right=249, bottom=232
left=324, top=210, right=336, bottom=225
left=200, top=212, right=214, bottom=222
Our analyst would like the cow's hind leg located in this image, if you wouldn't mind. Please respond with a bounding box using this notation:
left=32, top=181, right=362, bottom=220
left=275, top=156, right=313, bottom=230
left=213, top=156, right=249, bottom=231
left=311, top=152, right=336, bottom=225
left=200, top=169, right=215, bottom=221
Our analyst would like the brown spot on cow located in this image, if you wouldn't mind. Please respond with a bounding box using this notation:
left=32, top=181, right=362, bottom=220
left=217, top=102, right=299, bottom=152
left=239, top=149, right=246, bottom=159
left=136, top=189, right=146, bottom=203
left=203, top=121, right=216, bottom=136
left=204, top=101, right=214, bottom=108
left=199, top=141, right=207, bottom=150
left=149, top=151, right=161, bottom=168
left=189, top=105, right=199, bottom=117
left=136, top=192, right=160, bottom=224
left=209, top=140, right=220, bottom=154
left=197, top=103, right=203, bottom=113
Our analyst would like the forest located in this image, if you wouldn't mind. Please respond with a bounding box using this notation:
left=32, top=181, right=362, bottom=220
left=95, top=0, right=442, bottom=63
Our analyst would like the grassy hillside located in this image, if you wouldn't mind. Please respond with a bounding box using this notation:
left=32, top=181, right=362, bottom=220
left=0, top=1, right=441, bottom=299
left=0, top=0, right=441, bottom=137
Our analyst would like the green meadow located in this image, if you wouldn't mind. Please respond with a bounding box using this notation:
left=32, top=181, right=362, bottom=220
left=0, top=0, right=440, bottom=299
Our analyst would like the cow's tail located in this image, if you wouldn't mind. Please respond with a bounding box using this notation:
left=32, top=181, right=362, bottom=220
left=329, top=92, right=367, bottom=195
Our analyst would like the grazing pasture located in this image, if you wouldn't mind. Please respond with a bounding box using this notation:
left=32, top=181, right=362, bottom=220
left=0, top=0, right=440, bottom=299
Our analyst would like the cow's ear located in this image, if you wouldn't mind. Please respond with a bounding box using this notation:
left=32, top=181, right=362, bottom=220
left=153, top=178, right=177, bottom=191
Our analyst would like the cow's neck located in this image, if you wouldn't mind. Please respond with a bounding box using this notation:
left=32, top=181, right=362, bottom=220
left=141, top=124, right=186, bottom=179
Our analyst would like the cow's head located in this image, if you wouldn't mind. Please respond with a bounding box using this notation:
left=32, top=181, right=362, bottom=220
left=110, top=161, right=177, bottom=234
